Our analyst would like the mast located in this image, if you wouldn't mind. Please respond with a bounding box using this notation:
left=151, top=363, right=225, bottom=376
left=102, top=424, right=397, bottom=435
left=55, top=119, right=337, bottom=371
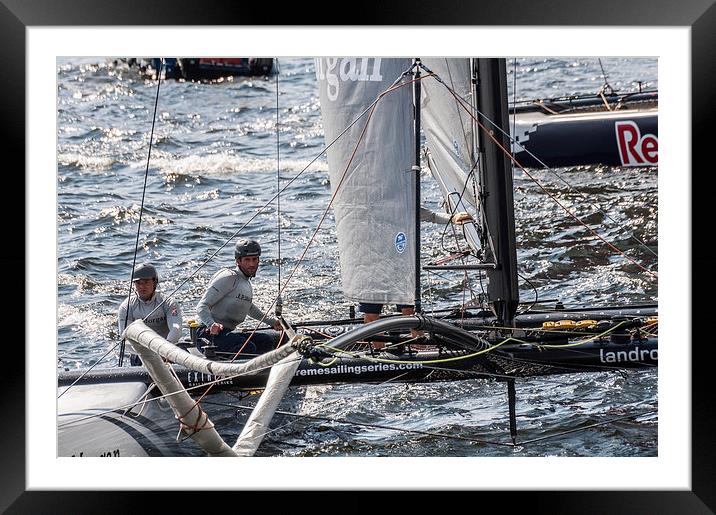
left=474, top=58, right=519, bottom=327
left=413, top=58, right=422, bottom=314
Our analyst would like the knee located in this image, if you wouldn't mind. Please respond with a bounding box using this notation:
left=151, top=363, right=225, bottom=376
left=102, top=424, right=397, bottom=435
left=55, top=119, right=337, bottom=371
left=363, top=313, right=380, bottom=323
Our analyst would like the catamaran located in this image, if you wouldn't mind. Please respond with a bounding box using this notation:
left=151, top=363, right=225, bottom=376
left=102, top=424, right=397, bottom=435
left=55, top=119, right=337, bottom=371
left=57, top=57, right=657, bottom=457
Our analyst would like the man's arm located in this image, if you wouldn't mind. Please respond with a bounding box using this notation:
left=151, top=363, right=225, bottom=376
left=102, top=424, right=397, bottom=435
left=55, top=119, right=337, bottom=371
left=248, top=302, right=278, bottom=329
left=117, top=299, right=129, bottom=335
left=196, top=272, right=232, bottom=327
left=420, top=207, right=473, bottom=225
left=420, top=206, right=452, bottom=224
left=164, top=298, right=183, bottom=343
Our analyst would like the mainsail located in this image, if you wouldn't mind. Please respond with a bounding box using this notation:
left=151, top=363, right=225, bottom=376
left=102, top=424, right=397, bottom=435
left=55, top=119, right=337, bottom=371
left=316, top=58, right=416, bottom=305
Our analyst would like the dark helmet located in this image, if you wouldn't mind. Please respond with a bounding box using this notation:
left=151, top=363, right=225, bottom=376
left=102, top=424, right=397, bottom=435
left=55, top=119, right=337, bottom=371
left=133, top=263, right=159, bottom=283
left=234, top=239, right=261, bottom=260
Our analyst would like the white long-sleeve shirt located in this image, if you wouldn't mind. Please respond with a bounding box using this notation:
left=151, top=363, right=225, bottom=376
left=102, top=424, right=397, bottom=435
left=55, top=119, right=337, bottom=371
left=196, top=267, right=277, bottom=331
left=118, top=291, right=183, bottom=343
left=420, top=206, right=453, bottom=224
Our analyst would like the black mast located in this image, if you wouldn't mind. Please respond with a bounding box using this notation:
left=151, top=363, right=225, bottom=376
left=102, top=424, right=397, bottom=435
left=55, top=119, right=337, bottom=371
left=475, top=58, right=519, bottom=327
left=413, top=59, right=422, bottom=314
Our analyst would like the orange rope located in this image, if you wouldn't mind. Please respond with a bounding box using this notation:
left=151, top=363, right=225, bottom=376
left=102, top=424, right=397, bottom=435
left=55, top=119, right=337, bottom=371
left=437, top=77, right=657, bottom=279
left=191, top=70, right=418, bottom=404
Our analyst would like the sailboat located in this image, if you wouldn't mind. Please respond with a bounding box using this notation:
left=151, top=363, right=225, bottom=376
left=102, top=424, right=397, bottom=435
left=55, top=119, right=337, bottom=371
left=57, top=57, right=657, bottom=457
left=124, top=57, right=276, bottom=81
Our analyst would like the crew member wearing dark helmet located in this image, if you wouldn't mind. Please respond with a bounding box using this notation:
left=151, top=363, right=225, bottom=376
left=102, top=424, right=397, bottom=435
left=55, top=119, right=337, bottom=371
left=195, top=239, right=283, bottom=358
left=118, top=263, right=183, bottom=364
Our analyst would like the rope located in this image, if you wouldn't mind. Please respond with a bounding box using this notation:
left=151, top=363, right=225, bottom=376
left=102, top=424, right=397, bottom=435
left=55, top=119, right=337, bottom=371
left=118, top=58, right=164, bottom=367
left=426, top=70, right=658, bottom=279
left=512, top=58, right=517, bottom=137
left=424, top=63, right=658, bottom=262
left=236, top=72, right=422, bottom=343
left=176, top=403, right=214, bottom=438
left=171, top=66, right=421, bottom=406
left=127, top=63, right=409, bottom=338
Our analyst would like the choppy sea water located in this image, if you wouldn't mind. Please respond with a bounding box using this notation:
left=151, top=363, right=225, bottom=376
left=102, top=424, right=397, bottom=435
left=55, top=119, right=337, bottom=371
left=57, top=57, right=658, bottom=457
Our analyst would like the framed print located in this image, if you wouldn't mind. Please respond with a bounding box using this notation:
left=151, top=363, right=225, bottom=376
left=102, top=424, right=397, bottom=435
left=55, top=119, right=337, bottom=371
left=7, top=0, right=713, bottom=512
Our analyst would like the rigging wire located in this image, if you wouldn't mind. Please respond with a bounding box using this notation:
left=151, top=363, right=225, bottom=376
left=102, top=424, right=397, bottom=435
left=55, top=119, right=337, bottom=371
left=59, top=62, right=659, bottom=459
left=424, top=62, right=657, bottom=262
left=517, top=406, right=657, bottom=446
left=597, top=58, right=615, bottom=96
left=512, top=57, right=517, bottom=141
left=132, top=66, right=407, bottom=330
left=118, top=58, right=164, bottom=367
left=57, top=340, right=122, bottom=399
left=104, top=62, right=656, bottom=447
left=275, top=61, right=283, bottom=315
left=516, top=271, right=539, bottom=314
left=423, top=67, right=658, bottom=279
left=60, top=62, right=420, bottom=401
left=204, top=400, right=515, bottom=448
left=201, top=391, right=657, bottom=450
left=167, top=65, right=424, bottom=408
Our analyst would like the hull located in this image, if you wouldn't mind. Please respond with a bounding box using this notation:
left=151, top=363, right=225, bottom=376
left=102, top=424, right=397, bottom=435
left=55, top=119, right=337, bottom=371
left=58, top=382, right=188, bottom=457
left=177, top=58, right=274, bottom=80
left=510, top=91, right=658, bottom=168
left=512, top=108, right=658, bottom=168
left=129, top=58, right=275, bottom=81
left=58, top=305, right=657, bottom=456
left=59, top=335, right=657, bottom=394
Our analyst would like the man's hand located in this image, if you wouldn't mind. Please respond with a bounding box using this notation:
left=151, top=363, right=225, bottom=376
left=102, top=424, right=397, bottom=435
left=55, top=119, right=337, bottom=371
left=451, top=212, right=473, bottom=225
left=209, top=322, right=223, bottom=335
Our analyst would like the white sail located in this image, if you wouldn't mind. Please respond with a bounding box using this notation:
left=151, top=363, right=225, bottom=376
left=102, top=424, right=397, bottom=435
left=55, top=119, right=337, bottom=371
left=421, top=58, right=482, bottom=254
left=316, top=57, right=416, bottom=305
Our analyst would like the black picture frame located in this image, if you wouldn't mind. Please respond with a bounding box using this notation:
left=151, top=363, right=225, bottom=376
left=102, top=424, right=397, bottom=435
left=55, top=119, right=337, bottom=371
left=7, top=0, right=712, bottom=512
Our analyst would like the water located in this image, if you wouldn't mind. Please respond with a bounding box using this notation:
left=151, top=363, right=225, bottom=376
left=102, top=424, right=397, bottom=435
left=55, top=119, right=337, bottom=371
left=56, top=57, right=658, bottom=457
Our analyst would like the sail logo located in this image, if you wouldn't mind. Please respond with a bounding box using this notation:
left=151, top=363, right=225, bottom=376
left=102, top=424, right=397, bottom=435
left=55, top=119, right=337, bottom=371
left=315, top=58, right=384, bottom=102
left=453, top=139, right=461, bottom=158
left=615, top=121, right=658, bottom=166
left=395, top=232, right=407, bottom=253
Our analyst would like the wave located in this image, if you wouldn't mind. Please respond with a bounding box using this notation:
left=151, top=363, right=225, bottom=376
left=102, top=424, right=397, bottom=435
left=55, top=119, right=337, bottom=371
left=57, top=153, right=117, bottom=171
left=146, top=154, right=328, bottom=178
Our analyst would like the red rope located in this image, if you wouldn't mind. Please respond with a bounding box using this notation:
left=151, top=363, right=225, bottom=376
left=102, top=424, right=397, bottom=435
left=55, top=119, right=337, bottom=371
left=176, top=403, right=213, bottom=434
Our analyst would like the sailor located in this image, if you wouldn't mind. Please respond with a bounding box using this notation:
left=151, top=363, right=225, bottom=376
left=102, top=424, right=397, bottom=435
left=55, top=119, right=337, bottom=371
left=118, top=263, right=183, bottom=365
left=360, top=208, right=473, bottom=349
left=195, top=239, right=283, bottom=358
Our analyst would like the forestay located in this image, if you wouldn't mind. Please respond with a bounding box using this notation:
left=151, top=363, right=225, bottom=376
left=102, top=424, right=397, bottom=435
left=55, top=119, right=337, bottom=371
left=316, top=57, right=416, bottom=305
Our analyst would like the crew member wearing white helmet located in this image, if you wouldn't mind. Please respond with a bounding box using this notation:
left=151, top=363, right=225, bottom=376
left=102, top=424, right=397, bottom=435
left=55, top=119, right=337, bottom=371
left=118, top=263, right=183, bottom=365
left=195, top=239, right=283, bottom=357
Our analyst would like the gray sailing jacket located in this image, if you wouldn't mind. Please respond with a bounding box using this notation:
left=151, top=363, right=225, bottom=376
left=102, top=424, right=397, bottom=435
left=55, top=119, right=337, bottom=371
left=118, top=292, right=183, bottom=343
left=196, top=267, right=277, bottom=330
